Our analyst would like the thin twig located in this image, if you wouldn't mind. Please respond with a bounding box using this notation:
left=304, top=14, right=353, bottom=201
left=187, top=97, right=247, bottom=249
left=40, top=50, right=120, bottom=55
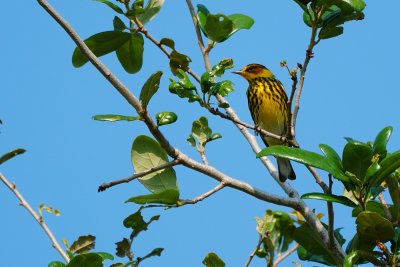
left=327, top=174, right=335, bottom=249
left=178, top=182, right=225, bottom=206
left=98, top=159, right=181, bottom=192
left=378, top=193, right=392, bottom=221
left=290, top=21, right=318, bottom=139
left=0, top=173, right=69, bottom=263
left=185, top=0, right=211, bottom=70
left=36, top=1, right=346, bottom=264
left=244, top=234, right=264, bottom=267
left=306, top=165, right=329, bottom=193
left=272, top=243, right=300, bottom=267
left=132, top=17, right=201, bottom=83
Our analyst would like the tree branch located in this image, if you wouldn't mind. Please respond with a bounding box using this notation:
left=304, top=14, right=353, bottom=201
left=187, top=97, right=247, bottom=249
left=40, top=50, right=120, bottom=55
left=272, top=243, right=300, bottom=267
left=327, top=174, right=335, bottom=249
left=178, top=182, right=225, bottom=206
left=98, top=159, right=182, bottom=192
left=244, top=234, right=264, bottom=267
left=290, top=22, right=318, bottom=139
left=0, top=173, right=69, bottom=263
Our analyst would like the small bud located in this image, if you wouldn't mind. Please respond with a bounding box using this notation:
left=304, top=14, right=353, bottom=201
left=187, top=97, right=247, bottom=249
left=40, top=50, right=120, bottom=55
left=297, top=63, right=303, bottom=69
left=280, top=60, right=287, bottom=67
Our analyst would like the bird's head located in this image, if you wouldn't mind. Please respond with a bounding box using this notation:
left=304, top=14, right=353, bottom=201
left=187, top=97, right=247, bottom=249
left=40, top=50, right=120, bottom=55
left=232, top=64, right=274, bottom=81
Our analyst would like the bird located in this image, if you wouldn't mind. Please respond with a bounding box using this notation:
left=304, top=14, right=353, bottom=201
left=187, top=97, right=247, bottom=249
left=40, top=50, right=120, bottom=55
left=233, top=63, right=296, bottom=182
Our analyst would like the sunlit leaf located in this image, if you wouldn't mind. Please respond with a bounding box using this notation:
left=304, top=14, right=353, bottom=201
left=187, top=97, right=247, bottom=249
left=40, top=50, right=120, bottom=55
left=70, top=235, right=96, bottom=254
left=155, top=111, right=178, bottom=126
left=202, top=252, right=225, bottom=267
left=92, top=114, right=141, bottom=122
left=301, top=192, right=357, bottom=207
left=131, top=135, right=178, bottom=193
left=126, top=189, right=179, bottom=205
left=136, top=0, right=164, bottom=25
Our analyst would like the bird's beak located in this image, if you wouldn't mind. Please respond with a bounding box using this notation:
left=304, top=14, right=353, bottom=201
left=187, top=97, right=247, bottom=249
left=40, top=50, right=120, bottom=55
left=232, top=70, right=242, bottom=75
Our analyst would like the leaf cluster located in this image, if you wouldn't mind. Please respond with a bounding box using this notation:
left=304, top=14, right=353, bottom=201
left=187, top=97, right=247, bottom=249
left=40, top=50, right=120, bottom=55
left=293, top=0, right=366, bottom=40
left=259, top=126, right=400, bottom=265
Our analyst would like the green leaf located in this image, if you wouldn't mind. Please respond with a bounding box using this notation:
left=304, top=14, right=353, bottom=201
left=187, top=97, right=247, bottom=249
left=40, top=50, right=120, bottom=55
left=227, top=14, right=254, bottom=35
left=95, top=0, right=124, bottom=14
left=116, top=33, right=144, bottom=74
left=344, top=251, right=359, bottom=267
left=341, top=0, right=366, bottom=12
left=191, top=117, right=212, bottom=146
left=197, top=5, right=253, bottom=43
left=122, top=207, right=159, bottom=234
left=352, top=201, right=395, bottom=220
left=115, top=238, right=131, bottom=258
left=213, top=80, right=234, bottom=97
left=95, top=252, right=114, bottom=261
left=169, top=70, right=200, bottom=103
left=257, top=210, right=296, bottom=253
left=136, top=0, right=164, bottom=25
left=342, top=141, right=373, bottom=182
left=48, top=262, right=66, bottom=267
left=155, top=111, right=178, bottom=126
left=356, top=211, right=394, bottom=246
left=0, top=148, right=26, bottom=165
left=187, top=135, right=196, bottom=147
left=72, top=31, right=130, bottom=67
left=126, top=189, right=179, bottom=205
left=293, top=0, right=311, bottom=13
left=373, top=126, right=392, bottom=158
left=301, top=192, right=357, bottom=207
left=297, top=245, right=335, bottom=266
left=200, top=71, right=214, bottom=94
left=131, top=135, right=178, bottom=193
left=196, top=4, right=210, bottom=35
left=159, top=38, right=175, bottom=50
left=387, top=174, right=400, bottom=221
left=140, top=71, right=163, bottom=109
left=137, top=248, right=164, bottom=263
left=92, top=114, right=141, bottom=122
left=204, top=14, right=233, bottom=42
left=113, top=16, right=127, bottom=31
left=211, top=58, right=234, bottom=77
left=257, top=146, right=349, bottom=182
left=370, top=150, right=400, bottom=187
left=169, top=50, right=191, bottom=74
left=319, top=26, right=343, bottom=39
left=294, top=223, right=336, bottom=265
left=66, top=253, right=103, bottom=267
left=202, top=252, right=225, bottom=267
left=208, top=133, right=222, bottom=142
left=70, top=235, right=96, bottom=254
left=319, top=144, right=343, bottom=171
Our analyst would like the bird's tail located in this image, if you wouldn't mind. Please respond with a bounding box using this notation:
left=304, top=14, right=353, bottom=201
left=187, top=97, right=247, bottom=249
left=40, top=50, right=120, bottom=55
left=277, top=157, right=296, bottom=182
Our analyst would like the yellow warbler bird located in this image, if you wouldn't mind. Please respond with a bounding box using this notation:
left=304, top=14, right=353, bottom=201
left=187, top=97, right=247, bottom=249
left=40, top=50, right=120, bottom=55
left=233, top=63, right=296, bottom=182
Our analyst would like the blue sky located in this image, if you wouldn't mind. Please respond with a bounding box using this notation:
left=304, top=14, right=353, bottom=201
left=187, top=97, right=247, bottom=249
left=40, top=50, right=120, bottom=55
left=1, top=0, right=400, bottom=266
